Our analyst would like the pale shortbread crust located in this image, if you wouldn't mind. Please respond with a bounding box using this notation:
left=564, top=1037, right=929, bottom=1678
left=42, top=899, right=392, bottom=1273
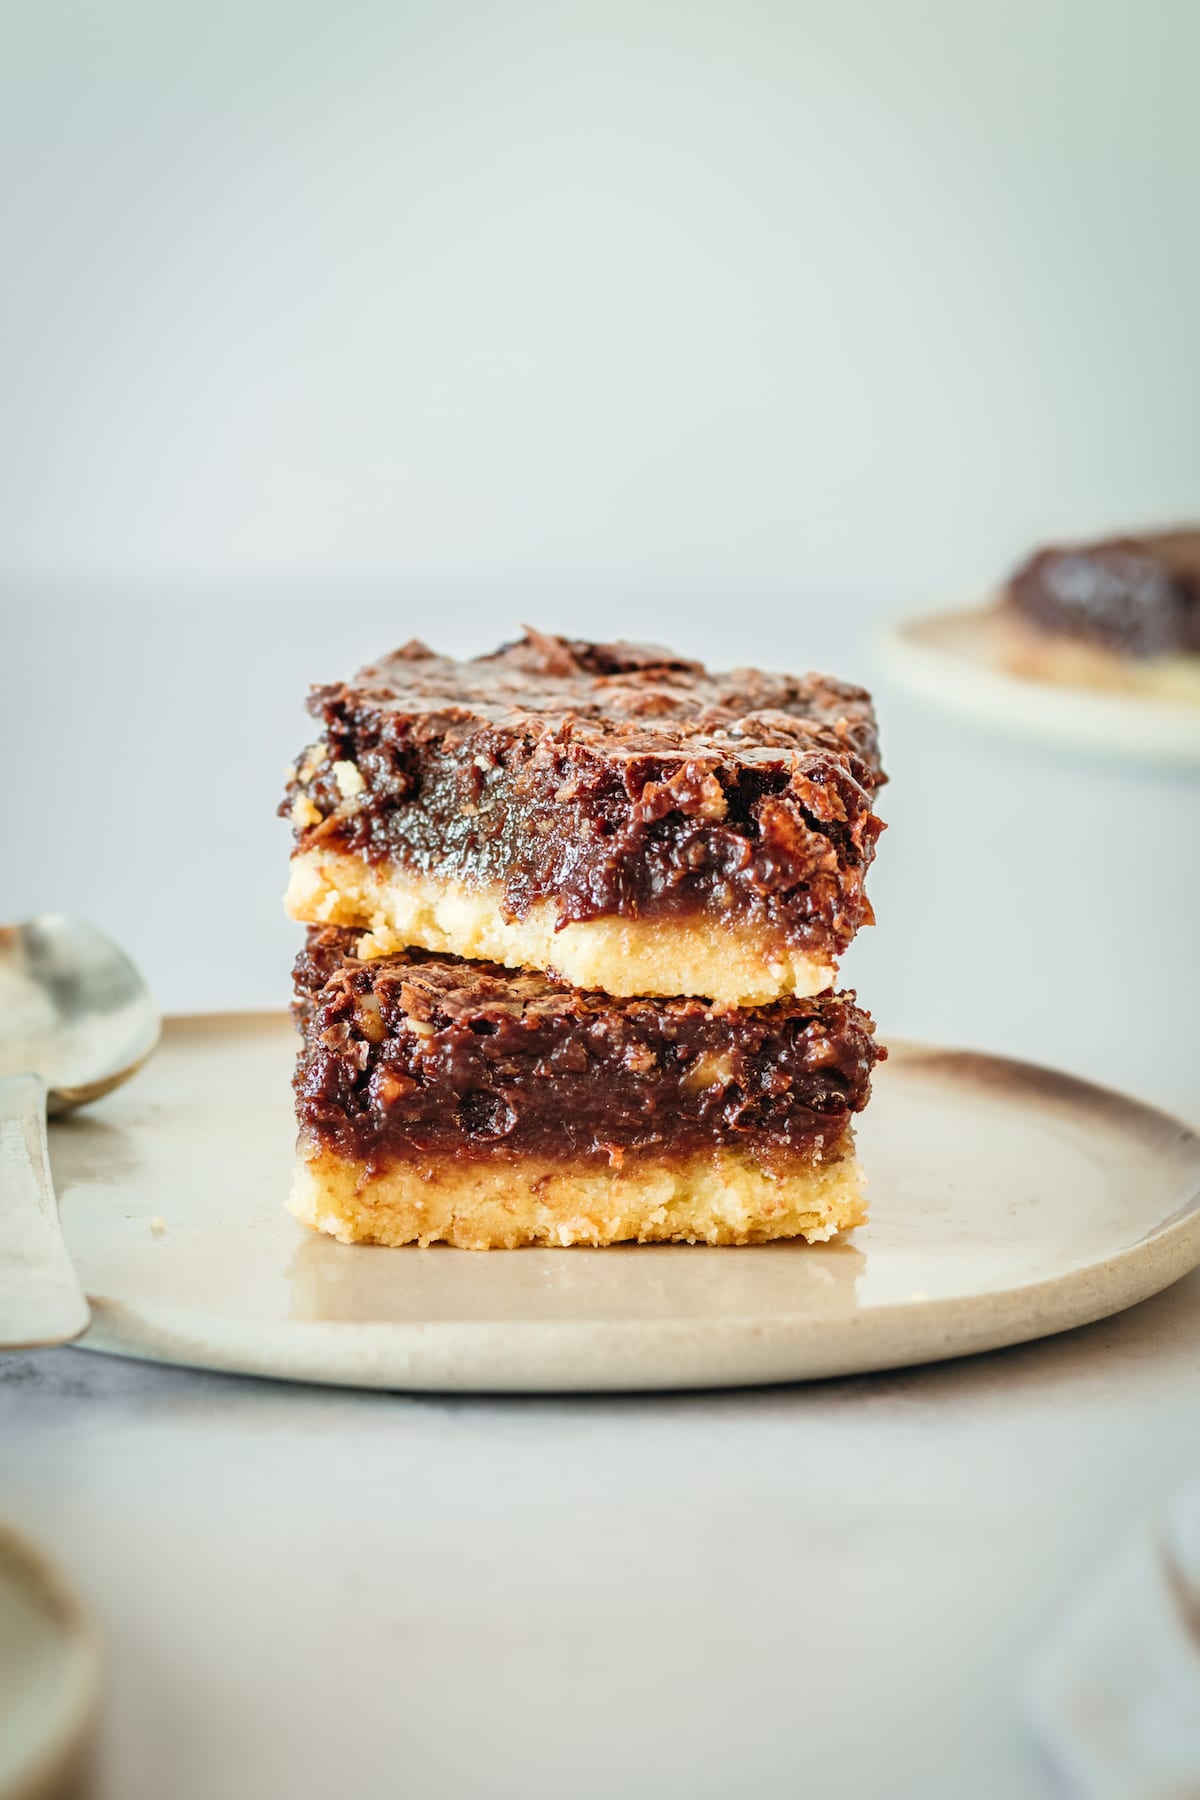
left=289, top=1135, right=867, bottom=1249
left=285, top=849, right=835, bottom=1005
left=998, top=615, right=1200, bottom=704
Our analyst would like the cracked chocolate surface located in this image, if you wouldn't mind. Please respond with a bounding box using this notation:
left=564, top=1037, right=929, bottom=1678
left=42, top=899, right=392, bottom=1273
left=282, top=630, right=885, bottom=959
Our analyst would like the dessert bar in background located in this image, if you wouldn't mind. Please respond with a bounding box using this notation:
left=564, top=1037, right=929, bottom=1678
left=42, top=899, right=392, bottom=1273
left=282, top=629, right=885, bottom=1006
left=290, top=925, right=883, bottom=1250
left=1000, top=527, right=1200, bottom=702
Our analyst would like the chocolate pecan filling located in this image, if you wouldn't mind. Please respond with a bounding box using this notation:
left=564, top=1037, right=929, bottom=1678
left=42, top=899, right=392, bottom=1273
left=293, top=926, right=884, bottom=1169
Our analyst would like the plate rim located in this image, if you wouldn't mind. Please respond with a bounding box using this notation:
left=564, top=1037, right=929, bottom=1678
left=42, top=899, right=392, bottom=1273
left=63, top=1012, right=1200, bottom=1393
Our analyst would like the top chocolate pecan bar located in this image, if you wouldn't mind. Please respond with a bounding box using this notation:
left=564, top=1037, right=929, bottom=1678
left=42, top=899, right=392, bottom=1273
left=283, top=629, right=885, bottom=1005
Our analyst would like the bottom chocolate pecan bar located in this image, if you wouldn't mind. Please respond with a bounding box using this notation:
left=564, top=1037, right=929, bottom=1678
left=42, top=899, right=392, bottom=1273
left=290, top=927, right=884, bottom=1249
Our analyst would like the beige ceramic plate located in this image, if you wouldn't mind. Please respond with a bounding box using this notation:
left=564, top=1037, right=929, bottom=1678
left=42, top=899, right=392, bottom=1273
left=55, top=1014, right=1200, bottom=1393
left=0, top=1527, right=100, bottom=1800
left=880, top=605, right=1200, bottom=766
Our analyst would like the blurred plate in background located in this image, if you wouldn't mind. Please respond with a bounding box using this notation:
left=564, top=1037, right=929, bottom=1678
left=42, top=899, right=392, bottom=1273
left=880, top=606, right=1200, bottom=767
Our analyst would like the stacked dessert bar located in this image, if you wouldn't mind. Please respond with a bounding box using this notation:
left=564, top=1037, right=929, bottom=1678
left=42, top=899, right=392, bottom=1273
left=282, top=630, right=887, bottom=1249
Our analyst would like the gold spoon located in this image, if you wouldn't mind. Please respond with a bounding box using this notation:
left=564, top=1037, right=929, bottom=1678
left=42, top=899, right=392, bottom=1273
left=0, top=915, right=159, bottom=1348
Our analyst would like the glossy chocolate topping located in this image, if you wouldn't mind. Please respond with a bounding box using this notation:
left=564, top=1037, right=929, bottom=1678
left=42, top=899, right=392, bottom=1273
left=283, top=631, right=885, bottom=956
left=293, top=927, right=883, bottom=1168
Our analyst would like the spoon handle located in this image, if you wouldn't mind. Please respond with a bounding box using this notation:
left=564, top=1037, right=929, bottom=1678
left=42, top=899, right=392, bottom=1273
left=0, top=1074, right=91, bottom=1347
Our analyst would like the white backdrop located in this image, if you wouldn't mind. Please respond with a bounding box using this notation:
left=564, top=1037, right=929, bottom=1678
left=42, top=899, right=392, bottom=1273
left=2, top=1, right=1198, bottom=1117
left=2, top=0, right=1198, bottom=588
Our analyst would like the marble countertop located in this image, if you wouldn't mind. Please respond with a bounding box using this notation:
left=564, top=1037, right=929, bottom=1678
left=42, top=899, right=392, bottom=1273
left=5, top=1269, right=1200, bottom=1800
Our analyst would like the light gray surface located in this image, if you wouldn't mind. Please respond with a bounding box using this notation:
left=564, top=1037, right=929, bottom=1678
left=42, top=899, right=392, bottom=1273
left=4, top=1278, right=1200, bottom=1800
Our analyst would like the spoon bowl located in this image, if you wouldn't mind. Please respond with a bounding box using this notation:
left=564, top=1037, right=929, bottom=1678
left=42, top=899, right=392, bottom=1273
left=0, top=915, right=159, bottom=1114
